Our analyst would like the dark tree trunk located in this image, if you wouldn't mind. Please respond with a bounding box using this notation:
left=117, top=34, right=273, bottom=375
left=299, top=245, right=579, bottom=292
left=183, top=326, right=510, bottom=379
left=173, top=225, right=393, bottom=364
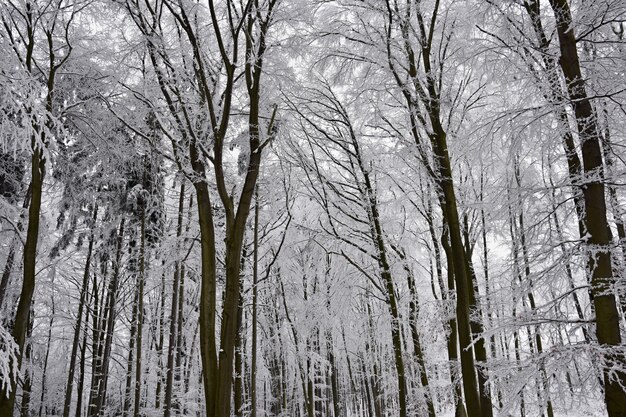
left=89, top=217, right=125, bottom=417
left=234, top=289, right=245, bottom=417
left=76, top=306, right=89, bottom=417
left=123, top=277, right=139, bottom=417
left=154, top=266, right=167, bottom=410
left=164, top=183, right=185, bottom=417
left=0, top=147, right=45, bottom=415
left=18, top=313, right=34, bottom=417
left=0, top=181, right=31, bottom=310
left=133, top=210, right=146, bottom=417
left=548, top=1, right=626, bottom=415
left=38, top=295, right=55, bottom=417
left=251, top=195, right=259, bottom=417
left=63, top=205, right=98, bottom=417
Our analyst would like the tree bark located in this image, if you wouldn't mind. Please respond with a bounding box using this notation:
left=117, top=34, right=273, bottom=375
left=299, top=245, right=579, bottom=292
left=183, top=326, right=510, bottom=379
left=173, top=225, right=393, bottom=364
left=548, top=1, right=626, bottom=415
left=133, top=209, right=146, bottom=417
left=76, top=305, right=89, bottom=417
left=385, top=3, right=485, bottom=413
left=164, top=182, right=185, bottom=417
left=0, top=182, right=31, bottom=310
left=0, top=145, right=45, bottom=415
left=88, top=217, right=125, bottom=417
left=19, top=314, right=33, bottom=417
left=38, top=293, right=55, bottom=417
left=123, top=276, right=139, bottom=417
left=63, top=205, right=98, bottom=417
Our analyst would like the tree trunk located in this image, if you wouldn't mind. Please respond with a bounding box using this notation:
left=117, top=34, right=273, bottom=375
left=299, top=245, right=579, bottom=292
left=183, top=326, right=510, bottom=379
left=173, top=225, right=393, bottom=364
left=63, top=204, right=98, bottom=417
left=0, top=146, right=45, bottom=415
left=387, top=3, right=484, bottom=411
left=76, top=307, right=89, bottom=417
left=38, top=294, right=55, bottom=417
left=89, top=217, right=125, bottom=417
left=234, top=290, right=245, bottom=417
left=194, top=181, right=219, bottom=417
left=164, top=183, right=185, bottom=417
left=123, top=278, right=139, bottom=417
left=0, top=178, right=30, bottom=310
left=548, top=1, right=626, bottom=415
left=440, top=230, right=465, bottom=414
left=154, top=266, right=167, bottom=409
left=462, top=215, right=493, bottom=417
left=19, top=317, right=33, bottom=417
left=87, top=270, right=104, bottom=417
left=251, top=195, right=259, bottom=417
left=403, top=257, right=436, bottom=417
left=133, top=209, right=146, bottom=417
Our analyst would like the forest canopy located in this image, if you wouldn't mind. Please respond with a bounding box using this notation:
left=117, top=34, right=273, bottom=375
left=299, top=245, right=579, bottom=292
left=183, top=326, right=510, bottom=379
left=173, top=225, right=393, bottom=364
left=0, top=1, right=625, bottom=417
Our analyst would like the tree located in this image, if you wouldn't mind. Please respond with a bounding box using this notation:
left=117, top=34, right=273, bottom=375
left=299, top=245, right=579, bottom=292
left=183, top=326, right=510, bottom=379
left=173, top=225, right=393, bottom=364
left=0, top=1, right=83, bottom=413
left=120, top=1, right=281, bottom=415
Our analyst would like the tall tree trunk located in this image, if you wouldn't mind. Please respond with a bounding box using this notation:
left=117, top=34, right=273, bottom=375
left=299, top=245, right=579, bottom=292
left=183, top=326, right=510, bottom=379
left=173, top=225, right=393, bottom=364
left=87, top=273, right=102, bottom=417
left=440, top=230, right=466, bottom=417
left=523, top=0, right=586, bottom=238
left=462, top=216, right=493, bottom=417
left=123, top=279, right=139, bottom=417
left=76, top=305, right=89, bottom=417
left=194, top=181, right=218, bottom=417
left=89, top=217, right=125, bottom=417
left=548, top=1, right=626, bottom=415
left=216, top=163, right=261, bottom=417
left=155, top=266, right=167, bottom=409
left=234, top=290, right=245, bottom=417
left=164, top=183, right=185, bottom=417
left=251, top=194, right=259, bottom=417
left=173, top=195, right=193, bottom=413
left=480, top=173, right=502, bottom=406
left=63, top=204, right=98, bottom=417
left=0, top=145, right=45, bottom=415
left=133, top=209, right=146, bottom=417
left=19, top=314, right=34, bottom=417
left=0, top=240, right=18, bottom=313
left=401, top=255, right=436, bottom=417
left=386, top=2, right=485, bottom=411
left=0, top=183, right=30, bottom=311
left=38, top=293, right=55, bottom=417
left=342, top=113, right=408, bottom=417
left=513, top=162, right=555, bottom=417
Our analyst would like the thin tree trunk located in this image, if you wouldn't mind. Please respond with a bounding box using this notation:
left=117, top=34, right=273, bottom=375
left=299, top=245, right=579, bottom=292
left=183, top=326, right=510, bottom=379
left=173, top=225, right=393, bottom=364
left=155, top=266, right=167, bottom=410
left=76, top=305, right=89, bottom=417
left=440, top=229, right=465, bottom=416
left=403, top=257, right=436, bottom=417
left=387, top=2, right=484, bottom=410
left=164, top=182, right=185, bottom=417
left=234, top=289, right=245, bottom=417
left=462, top=216, right=493, bottom=417
left=89, top=217, right=125, bottom=417
left=38, top=293, right=55, bottom=417
left=123, top=280, right=139, bottom=416
left=133, top=209, right=146, bottom=417
left=0, top=239, right=19, bottom=312
left=63, top=204, right=98, bottom=417
left=87, top=273, right=102, bottom=417
left=251, top=194, right=259, bottom=417
left=514, top=163, right=555, bottom=417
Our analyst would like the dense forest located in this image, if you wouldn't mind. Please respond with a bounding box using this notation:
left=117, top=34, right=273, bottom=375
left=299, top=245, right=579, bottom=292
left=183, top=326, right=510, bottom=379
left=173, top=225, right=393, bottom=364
left=0, top=1, right=625, bottom=416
